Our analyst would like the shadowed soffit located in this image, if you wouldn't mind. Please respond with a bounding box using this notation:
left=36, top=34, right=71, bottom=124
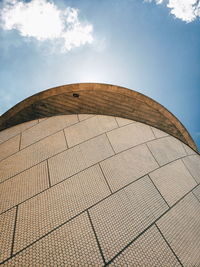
left=0, top=83, right=197, bottom=152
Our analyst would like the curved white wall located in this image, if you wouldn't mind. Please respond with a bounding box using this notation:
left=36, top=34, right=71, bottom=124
left=0, top=114, right=200, bottom=266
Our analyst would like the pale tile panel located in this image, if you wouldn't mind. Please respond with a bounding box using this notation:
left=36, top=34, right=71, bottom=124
left=89, top=176, right=168, bottom=262
left=147, top=136, right=186, bottom=166
left=107, top=122, right=155, bottom=153
left=38, top=118, right=47, bottom=122
left=110, top=225, right=181, bottom=267
left=21, top=115, right=78, bottom=149
left=0, top=120, right=38, bottom=144
left=157, top=193, right=200, bottom=267
left=78, top=114, right=94, bottom=121
left=182, top=155, right=200, bottom=184
left=182, top=143, right=196, bottom=155
left=100, top=144, right=158, bottom=191
left=0, top=131, right=66, bottom=183
left=150, top=160, right=197, bottom=206
left=49, top=134, right=114, bottom=185
left=0, top=208, right=16, bottom=262
left=14, top=165, right=110, bottom=253
left=0, top=162, right=49, bottom=213
left=115, top=117, right=135, bottom=127
left=193, top=185, right=200, bottom=202
left=65, top=115, right=118, bottom=147
left=151, top=127, right=169, bottom=138
left=5, top=213, right=103, bottom=266
left=0, top=135, right=20, bottom=161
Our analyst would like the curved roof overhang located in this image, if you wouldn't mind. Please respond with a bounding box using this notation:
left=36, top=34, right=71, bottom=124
left=0, top=83, right=197, bottom=152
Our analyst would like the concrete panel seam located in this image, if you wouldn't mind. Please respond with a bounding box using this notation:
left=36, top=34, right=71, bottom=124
left=192, top=190, right=200, bottom=203
left=155, top=223, right=184, bottom=267
left=181, top=158, right=199, bottom=185
left=19, top=133, right=22, bottom=151
left=0, top=150, right=197, bottom=217
left=10, top=206, right=18, bottom=257
left=105, top=132, right=116, bottom=155
left=114, top=117, right=119, bottom=127
left=63, top=129, right=69, bottom=148
left=146, top=143, right=161, bottom=167
left=2, top=178, right=200, bottom=264
left=0, top=119, right=185, bottom=166
left=104, top=223, right=161, bottom=266
left=87, top=210, right=106, bottom=265
left=46, top=160, right=51, bottom=188
left=150, top=126, right=157, bottom=139
left=147, top=174, right=170, bottom=209
left=98, top=163, right=113, bottom=194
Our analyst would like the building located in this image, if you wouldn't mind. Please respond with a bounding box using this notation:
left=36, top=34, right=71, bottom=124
left=0, top=83, right=200, bottom=266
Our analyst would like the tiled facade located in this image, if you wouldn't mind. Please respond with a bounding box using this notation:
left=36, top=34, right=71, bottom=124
left=0, top=114, right=200, bottom=266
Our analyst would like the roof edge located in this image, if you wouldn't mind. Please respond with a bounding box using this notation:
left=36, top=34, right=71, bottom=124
left=0, top=83, right=198, bottom=152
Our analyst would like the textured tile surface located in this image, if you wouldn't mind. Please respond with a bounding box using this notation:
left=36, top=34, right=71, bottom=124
left=21, top=115, right=78, bottom=148
left=0, top=131, right=67, bottom=183
left=151, top=127, right=169, bottom=138
left=89, top=176, right=168, bottom=261
left=1, top=114, right=200, bottom=266
left=0, top=135, right=20, bottom=161
left=64, top=115, right=118, bottom=147
left=0, top=162, right=49, bottom=213
left=100, top=144, right=158, bottom=191
left=147, top=136, right=186, bottom=166
left=107, top=122, right=155, bottom=153
left=0, top=120, right=38, bottom=144
left=49, top=134, right=114, bottom=185
left=115, top=117, right=135, bottom=127
left=14, top=165, right=110, bottom=252
left=78, top=113, right=94, bottom=121
left=193, top=185, right=200, bottom=202
left=109, top=225, right=181, bottom=267
left=0, top=208, right=16, bottom=263
left=38, top=118, right=47, bottom=122
left=150, top=160, right=197, bottom=206
left=5, top=213, right=103, bottom=266
left=182, top=143, right=196, bottom=155
left=157, top=193, right=200, bottom=267
left=182, top=155, right=200, bottom=184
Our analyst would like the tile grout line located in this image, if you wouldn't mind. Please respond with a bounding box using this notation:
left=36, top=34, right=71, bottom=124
left=0, top=152, right=198, bottom=216
left=146, top=143, right=161, bottom=167
left=1, top=114, right=199, bottom=156
left=192, top=190, right=200, bottom=203
left=0, top=121, right=39, bottom=147
left=10, top=205, right=18, bottom=257
left=1, top=114, right=189, bottom=168
left=0, top=115, right=157, bottom=163
left=105, top=132, right=116, bottom=155
left=150, top=126, right=157, bottom=139
left=155, top=223, right=184, bottom=267
left=18, top=133, right=22, bottom=151
left=114, top=117, right=120, bottom=127
left=0, top=116, right=80, bottom=156
left=46, top=160, right=51, bottom=188
left=63, top=129, right=69, bottom=149
left=147, top=174, right=170, bottom=209
left=98, top=163, right=113, bottom=194
left=87, top=210, right=106, bottom=265
left=104, top=222, right=161, bottom=266
left=2, top=181, right=199, bottom=265
left=181, top=158, right=199, bottom=185
left=181, top=142, right=188, bottom=156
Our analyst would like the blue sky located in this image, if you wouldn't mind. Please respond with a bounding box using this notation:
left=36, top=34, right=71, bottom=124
left=0, top=0, right=200, bottom=149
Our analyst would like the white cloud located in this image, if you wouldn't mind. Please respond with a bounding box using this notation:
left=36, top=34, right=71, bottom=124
left=0, top=0, right=93, bottom=51
left=146, top=0, right=200, bottom=22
